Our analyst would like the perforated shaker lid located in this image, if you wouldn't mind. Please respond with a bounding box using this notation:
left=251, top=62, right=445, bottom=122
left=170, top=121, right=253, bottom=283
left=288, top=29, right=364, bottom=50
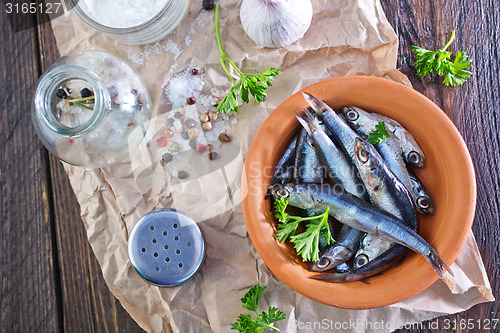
left=128, top=209, right=205, bottom=287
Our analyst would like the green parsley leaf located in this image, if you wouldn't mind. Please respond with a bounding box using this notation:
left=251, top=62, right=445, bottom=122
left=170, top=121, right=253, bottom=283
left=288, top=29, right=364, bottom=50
left=367, top=121, right=391, bottom=144
left=214, top=4, right=281, bottom=114
left=241, top=284, right=266, bottom=313
left=231, top=285, right=285, bottom=332
left=289, top=208, right=333, bottom=262
left=273, top=196, right=334, bottom=262
left=412, top=30, right=472, bottom=86
left=258, top=307, right=286, bottom=328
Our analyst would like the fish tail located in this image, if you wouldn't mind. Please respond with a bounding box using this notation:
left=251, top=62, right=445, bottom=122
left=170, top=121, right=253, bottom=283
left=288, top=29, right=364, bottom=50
left=426, top=248, right=454, bottom=281
left=302, top=91, right=328, bottom=114
left=295, top=111, right=313, bottom=136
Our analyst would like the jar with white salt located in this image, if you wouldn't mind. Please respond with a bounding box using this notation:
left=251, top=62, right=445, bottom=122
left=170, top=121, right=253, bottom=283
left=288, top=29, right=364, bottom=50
left=71, top=0, right=191, bottom=45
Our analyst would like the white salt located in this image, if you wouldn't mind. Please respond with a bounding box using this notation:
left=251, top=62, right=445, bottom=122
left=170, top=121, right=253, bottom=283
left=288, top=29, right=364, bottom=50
left=163, top=39, right=182, bottom=60
left=126, top=42, right=162, bottom=65
left=79, top=0, right=168, bottom=29
left=164, top=66, right=205, bottom=110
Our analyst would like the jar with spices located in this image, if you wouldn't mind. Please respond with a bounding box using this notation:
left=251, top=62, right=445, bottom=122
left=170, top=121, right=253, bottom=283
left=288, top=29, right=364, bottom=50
left=32, top=50, right=152, bottom=169
left=71, top=0, right=191, bottom=45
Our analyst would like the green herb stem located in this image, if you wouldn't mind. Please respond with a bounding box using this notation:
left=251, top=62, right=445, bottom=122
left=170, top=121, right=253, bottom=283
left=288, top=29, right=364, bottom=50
left=68, top=96, right=95, bottom=103
left=440, top=30, right=455, bottom=52
left=72, top=101, right=94, bottom=111
left=215, top=4, right=238, bottom=82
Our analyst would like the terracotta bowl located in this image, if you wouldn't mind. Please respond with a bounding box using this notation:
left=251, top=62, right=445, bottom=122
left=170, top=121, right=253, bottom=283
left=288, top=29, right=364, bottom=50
left=241, top=76, right=476, bottom=309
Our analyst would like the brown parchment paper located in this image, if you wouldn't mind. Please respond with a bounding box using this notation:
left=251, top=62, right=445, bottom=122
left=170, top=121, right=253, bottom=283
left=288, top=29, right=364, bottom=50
left=50, top=0, right=494, bottom=332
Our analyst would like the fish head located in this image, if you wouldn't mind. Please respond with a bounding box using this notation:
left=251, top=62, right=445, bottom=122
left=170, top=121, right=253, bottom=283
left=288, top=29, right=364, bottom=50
left=267, top=183, right=316, bottom=209
left=353, top=138, right=385, bottom=195
left=310, top=245, right=353, bottom=272
left=405, top=150, right=425, bottom=168
left=342, top=106, right=379, bottom=135
left=354, top=236, right=394, bottom=269
left=416, top=196, right=436, bottom=215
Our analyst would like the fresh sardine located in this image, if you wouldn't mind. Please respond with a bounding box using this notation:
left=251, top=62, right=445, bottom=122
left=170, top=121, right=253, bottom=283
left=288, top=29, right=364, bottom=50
left=296, top=110, right=365, bottom=270
left=294, top=128, right=324, bottom=184
left=268, top=183, right=452, bottom=281
left=302, top=92, right=362, bottom=166
left=342, top=106, right=425, bottom=168
left=353, top=138, right=419, bottom=270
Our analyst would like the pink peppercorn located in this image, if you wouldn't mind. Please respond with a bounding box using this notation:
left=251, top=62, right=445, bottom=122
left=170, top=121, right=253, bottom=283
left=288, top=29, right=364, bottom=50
left=196, top=144, right=206, bottom=153
left=156, top=136, right=168, bottom=147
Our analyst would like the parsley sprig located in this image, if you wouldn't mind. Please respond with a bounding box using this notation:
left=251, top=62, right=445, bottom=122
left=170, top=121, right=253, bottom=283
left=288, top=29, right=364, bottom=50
left=367, top=121, right=391, bottom=144
left=412, top=30, right=472, bottom=86
left=231, top=285, right=286, bottom=333
left=274, top=196, right=333, bottom=262
left=214, top=4, right=281, bottom=114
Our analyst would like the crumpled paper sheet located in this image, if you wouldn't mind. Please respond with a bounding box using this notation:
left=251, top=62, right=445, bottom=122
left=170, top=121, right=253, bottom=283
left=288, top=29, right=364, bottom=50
left=50, top=0, right=494, bottom=332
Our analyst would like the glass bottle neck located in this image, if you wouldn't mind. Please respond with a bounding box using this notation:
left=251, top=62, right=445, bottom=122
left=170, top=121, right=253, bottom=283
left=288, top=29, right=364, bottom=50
left=34, top=65, right=109, bottom=137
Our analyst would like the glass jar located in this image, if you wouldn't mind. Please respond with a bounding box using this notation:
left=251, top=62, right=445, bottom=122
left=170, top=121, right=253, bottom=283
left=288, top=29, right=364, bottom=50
left=32, top=50, right=152, bottom=169
left=71, top=0, right=191, bottom=45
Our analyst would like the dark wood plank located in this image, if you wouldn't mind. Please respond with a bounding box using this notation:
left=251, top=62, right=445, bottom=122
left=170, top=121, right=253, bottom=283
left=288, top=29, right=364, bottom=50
left=36, top=18, right=145, bottom=333
left=0, top=11, right=61, bottom=333
left=380, top=0, right=499, bottom=331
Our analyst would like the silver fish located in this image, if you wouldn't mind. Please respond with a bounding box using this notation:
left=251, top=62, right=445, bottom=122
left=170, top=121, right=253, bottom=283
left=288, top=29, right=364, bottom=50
left=342, top=106, right=425, bottom=168
left=294, top=128, right=324, bottom=184
left=353, top=138, right=419, bottom=269
left=302, top=92, right=361, bottom=166
left=268, top=183, right=452, bottom=281
left=342, top=107, right=431, bottom=214
left=310, top=244, right=410, bottom=282
left=377, top=113, right=425, bottom=168
left=296, top=110, right=365, bottom=270
left=310, top=224, right=362, bottom=272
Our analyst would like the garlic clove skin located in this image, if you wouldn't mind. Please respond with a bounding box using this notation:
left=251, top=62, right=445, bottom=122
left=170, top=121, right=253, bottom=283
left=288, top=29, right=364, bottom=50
left=240, top=0, right=313, bottom=48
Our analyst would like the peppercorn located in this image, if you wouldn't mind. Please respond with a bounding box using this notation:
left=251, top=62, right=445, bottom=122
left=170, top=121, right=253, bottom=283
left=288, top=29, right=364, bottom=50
left=187, top=96, right=196, bottom=105
left=206, top=144, right=214, bottom=151
left=199, top=113, right=209, bottom=123
left=191, top=68, right=199, bottom=75
left=167, top=141, right=180, bottom=153
left=162, top=153, right=173, bottom=164
left=178, top=171, right=188, bottom=179
left=197, top=144, right=206, bottom=153
left=202, top=122, right=212, bottom=131
left=188, top=128, right=199, bottom=140
left=185, top=119, right=196, bottom=129
left=202, top=0, right=214, bottom=10
left=208, top=111, right=218, bottom=121
left=56, top=88, right=67, bottom=99
left=189, top=139, right=197, bottom=149
left=80, top=88, right=92, bottom=98
left=208, top=152, right=218, bottom=160
left=218, top=132, right=230, bottom=143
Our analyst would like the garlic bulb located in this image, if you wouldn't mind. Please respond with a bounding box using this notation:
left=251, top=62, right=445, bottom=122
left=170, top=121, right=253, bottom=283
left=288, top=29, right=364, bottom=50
left=240, top=0, right=313, bottom=48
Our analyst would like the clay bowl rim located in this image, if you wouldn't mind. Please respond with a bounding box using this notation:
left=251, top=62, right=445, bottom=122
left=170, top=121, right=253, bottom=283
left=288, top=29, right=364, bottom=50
left=241, top=75, right=476, bottom=309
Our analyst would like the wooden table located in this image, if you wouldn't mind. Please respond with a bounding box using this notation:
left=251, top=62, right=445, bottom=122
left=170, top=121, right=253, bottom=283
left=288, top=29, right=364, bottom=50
left=1, top=1, right=498, bottom=332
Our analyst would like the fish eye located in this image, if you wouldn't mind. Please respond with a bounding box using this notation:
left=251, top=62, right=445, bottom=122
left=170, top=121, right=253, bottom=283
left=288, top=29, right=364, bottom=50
left=408, top=151, right=421, bottom=164
left=317, top=257, right=331, bottom=269
left=357, top=149, right=369, bottom=164
left=354, top=254, right=369, bottom=268
left=277, top=187, right=290, bottom=198
left=346, top=109, right=359, bottom=121
left=417, top=196, right=430, bottom=209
